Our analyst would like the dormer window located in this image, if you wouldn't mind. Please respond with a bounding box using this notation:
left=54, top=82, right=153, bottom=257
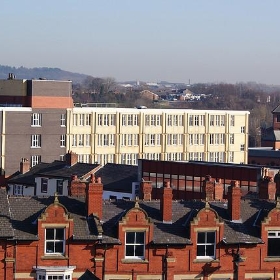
left=45, top=228, right=65, bottom=255
left=196, top=231, right=216, bottom=259
left=125, top=231, right=145, bottom=259
left=268, top=231, right=280, bottom=257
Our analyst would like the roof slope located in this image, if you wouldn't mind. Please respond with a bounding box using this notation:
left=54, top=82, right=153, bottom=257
left=0, top=189, right=13, bottom=238
left=2, top=191, right=276, bottom=245
left=8, top=161, right=100, bottom=185
left=95, top=163, right=138, bottom=193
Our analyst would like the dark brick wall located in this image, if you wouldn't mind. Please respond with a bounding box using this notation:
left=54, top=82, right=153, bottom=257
left=4, top=109, right=67, bottom=175
left=29, top=80, right=72, bottom=97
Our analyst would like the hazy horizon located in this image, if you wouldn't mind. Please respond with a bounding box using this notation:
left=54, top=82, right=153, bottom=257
left=1, top=0, right=280, bottom=85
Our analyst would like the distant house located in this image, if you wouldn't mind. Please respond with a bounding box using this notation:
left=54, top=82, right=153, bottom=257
left=7, top=152, right=101, bottom=196
left=7, top=153, right=139, bottom=199
left=140, top=89, right=159, bottom=101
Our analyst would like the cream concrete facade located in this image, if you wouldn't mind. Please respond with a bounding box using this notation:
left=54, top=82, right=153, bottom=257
left=66, top=107, right=249, bottom=166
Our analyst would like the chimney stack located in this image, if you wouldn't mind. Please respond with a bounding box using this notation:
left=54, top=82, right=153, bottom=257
left=86, top=175, right=103, bottom=220
left=65, top=151, right=78, bottom=166
left=227, top=180, right=242, bottom=222
left=160, top=181, right=173, bottom=224
left=259, top=176, right=276, bottom=200
left=69, top=175, right=86, bottom=197
left=203, top=176, right=224, bottom=201
left=203, top=175, right=215, bottom=201
left=140, top=180, right=152, bottom=201
left=20, top=158, right=30, bottom=174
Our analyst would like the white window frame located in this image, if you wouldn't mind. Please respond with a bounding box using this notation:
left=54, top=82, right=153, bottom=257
left=125, top=231, right=145, bottom=260
left=110, top=114, right=116, bottom=126
left=189, top=115, right=194, bottom=126
left=31, top=155, right=41, bottom=167
left=78, top=134, right=84, bottom=146
left=73, top=114, right=77, bottom=126
left=98, top=114, right=102, bottom=126
left=268, top=231, right=280, bottom=257
left=13, top=184, right=23, bottom=195
left=72, top=135, right=77, bottom=147
left=127, top=114, right=133, bottom=126
left=35, top=267, right=74, bottom=280
left=31, top=135, right=41, bottom=148
left=79, top=114, right=84, bottom=126
left=45, top=227, right=65, bottom=255
left=133, top=134, right=139, bottom=146
left=85, top=114, right=91, bottom=126
left=60, top=114, right=66, bottom=127
left=196, top=231, right=216, bottom=259
left=32, top=113, right=42, bottom=126
left=229, top=134, right=234, bottom=145
left=167, top=115, right=172, bottom=126
left=60, top=135, right=66, bottom=147
left=85, top=134, right=91, bottom=146
left=210, top=115, right=214, bottom=126
left=230, top=115, right=235, bottom=126
left=229, top=151, right=234, bottom=162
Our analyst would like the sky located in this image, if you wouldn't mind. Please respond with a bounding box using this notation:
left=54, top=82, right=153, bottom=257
left=1, top=0, right=280, bottom=84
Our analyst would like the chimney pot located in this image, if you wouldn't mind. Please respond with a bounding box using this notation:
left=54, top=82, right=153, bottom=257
left=161, top=181, right=173, bottom=223
left=227, top=180, right=241, bottom=222
left=86, top=176, right=103, bottom=219
left=20, top=158, right=30, bottom=174
left=140, top=180, right=152, bottom=201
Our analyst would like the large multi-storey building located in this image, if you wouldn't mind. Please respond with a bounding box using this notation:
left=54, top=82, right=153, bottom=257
left=0, top=75, right=73, bottom=175
left=67, top=107, right=249, bottom=165
left=0, top=75, right=249, bottom=176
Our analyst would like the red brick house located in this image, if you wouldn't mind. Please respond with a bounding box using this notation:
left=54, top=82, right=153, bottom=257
left=1, top=174, right=280, bottom=279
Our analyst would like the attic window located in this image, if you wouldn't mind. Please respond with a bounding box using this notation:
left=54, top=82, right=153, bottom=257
left=45, top=228, right=65, bottom=255
left=268, top=231, right=280, bottom=257
left=125, top=231, right=145, bottom=259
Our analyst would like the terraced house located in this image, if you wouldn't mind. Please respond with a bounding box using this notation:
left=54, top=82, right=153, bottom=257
left=1, top=175, right=280, bottom=279
left=0, top=75, right=249, bottom=176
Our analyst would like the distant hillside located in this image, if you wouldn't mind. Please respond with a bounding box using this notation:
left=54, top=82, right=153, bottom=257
left=0, top=65, right=89, bottom=84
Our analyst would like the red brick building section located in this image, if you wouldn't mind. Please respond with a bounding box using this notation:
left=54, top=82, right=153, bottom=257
left=3, top=175, right=280, bottom=279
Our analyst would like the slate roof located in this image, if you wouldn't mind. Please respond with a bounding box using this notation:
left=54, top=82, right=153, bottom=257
left=1, top=190, right=277, bottom=245
left=95, top=163, right=138, bottom=193
left=261, top=127, right=280, bottom=141
left=102, top=199, right=270, bottom=245
left=0, top=189, right=14, bottom=238
left=249, top=147, right=280, bottom=160
left=272, top=104, right=280, bottom=113
left=8, top=161, right=101, bottom=185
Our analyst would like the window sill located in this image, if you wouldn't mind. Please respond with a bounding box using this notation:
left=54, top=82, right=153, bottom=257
left=121, top=258, right=149, bottom=264
left=264, top=257, right=280, bottom=262
left=193, top=258, right=219, bottom=263
left=41, top=255, right=68, bottom=260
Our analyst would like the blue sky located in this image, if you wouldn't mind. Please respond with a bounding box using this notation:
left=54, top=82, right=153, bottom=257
left=1, top=0, right=280, bottom=84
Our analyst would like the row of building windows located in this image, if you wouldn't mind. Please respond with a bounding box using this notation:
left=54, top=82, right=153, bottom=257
left=71, top=113, right=238, bottom=127
left=29, top=150, right=238, bottom=168
left=36, top=227, right=280, bottom=261
left=29, top=224, right=280, bottom=280
left=73, top=114, right=91, bottom=126
left=73, top=133, right=244, bottom=148
left=31, top=113, right=239, bottom=129
left=31, top=135, right=67, bottom=148
left=31, top=114, right=66, bottom=127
